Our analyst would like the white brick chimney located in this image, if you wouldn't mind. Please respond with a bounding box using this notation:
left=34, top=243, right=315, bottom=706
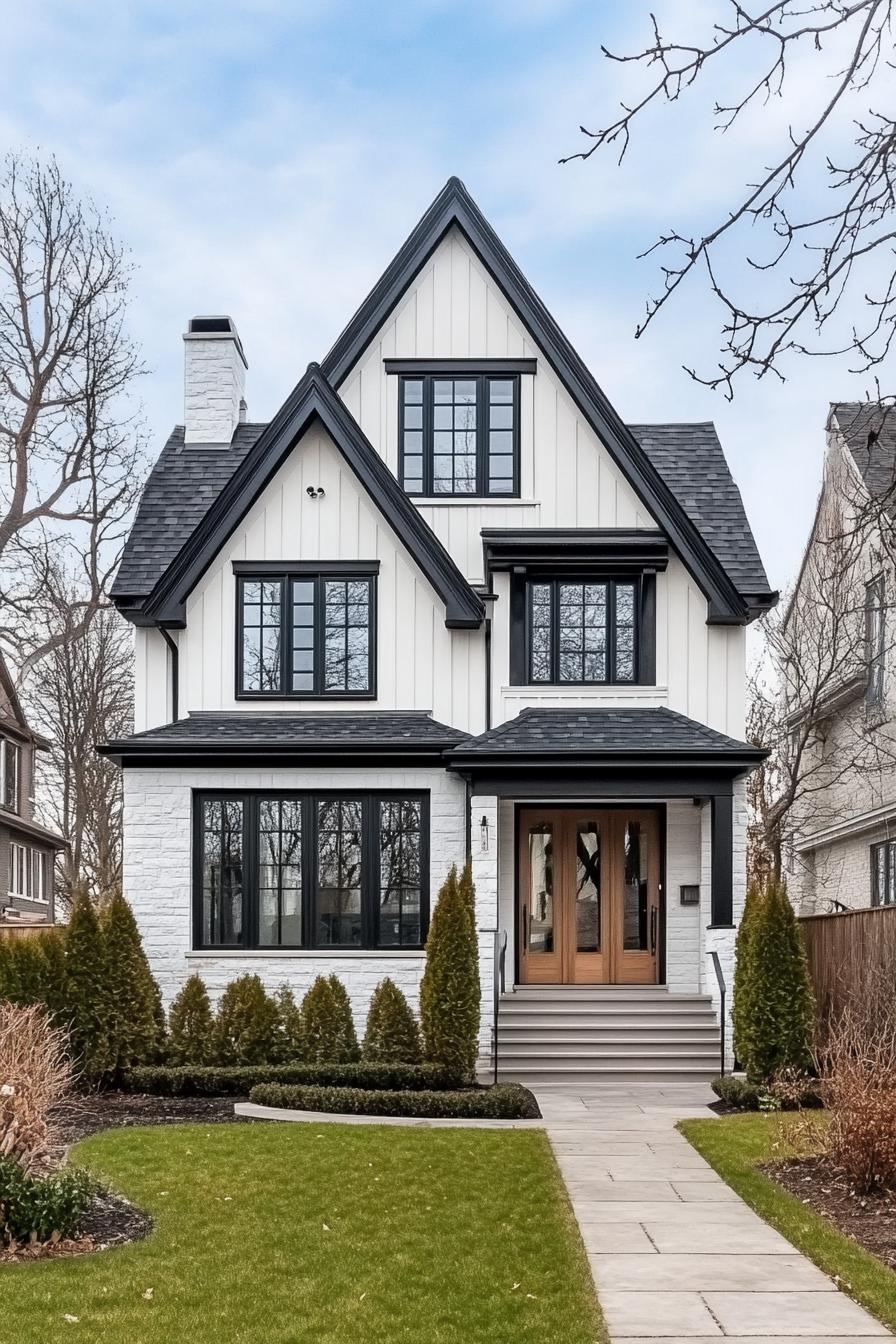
left=183, top=316, right=248, bottom=446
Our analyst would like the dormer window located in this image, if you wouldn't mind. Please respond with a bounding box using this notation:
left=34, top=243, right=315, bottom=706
left=0, top=737, right=19, bottom=812
left=399, top=373, right=519, bottom=497
left=235, top=564, right=377, bottom=699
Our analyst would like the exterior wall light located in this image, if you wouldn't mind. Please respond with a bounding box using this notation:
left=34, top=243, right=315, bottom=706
left=480, top=814, right=490, bottom=852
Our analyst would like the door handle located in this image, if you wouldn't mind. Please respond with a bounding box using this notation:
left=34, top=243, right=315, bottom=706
left=522, top=903, right=528, bottom=948
left=650, top=905, right=658, bottom=956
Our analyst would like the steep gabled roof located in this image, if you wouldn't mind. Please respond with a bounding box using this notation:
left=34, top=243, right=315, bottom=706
left=321, top=177, right=762, bottom=623
left=830, top=402, right=896, bottom=507
left=127, top=366, right=484, bottom=630
left=0, top=650, right=50, bottom=749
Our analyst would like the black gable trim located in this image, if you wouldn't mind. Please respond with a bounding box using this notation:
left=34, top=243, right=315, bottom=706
left=139, top=367, right=484, bottom=630
left=321, top=177, right=749, bottom=624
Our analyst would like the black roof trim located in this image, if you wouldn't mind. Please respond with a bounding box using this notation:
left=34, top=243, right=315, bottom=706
left=321, top=177, right=749, bottom=623
left=137, top=367, right=484, bottom=630
left=482, top=528, right=669, bottom=573
left=383, top=358, right=537, bottom=375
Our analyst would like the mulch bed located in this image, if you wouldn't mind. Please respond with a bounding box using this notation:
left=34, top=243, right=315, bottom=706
left=2, top=1092, right=244, bottom=1266
left=767, top=1156, right=896, bottom=1271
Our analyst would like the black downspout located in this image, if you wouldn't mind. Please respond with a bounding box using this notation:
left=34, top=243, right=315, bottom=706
left=484, top=615, right=492, bottom=731
left=464, top=776, right=472, bottom=863
left=158, top=627, right=179, bottom=722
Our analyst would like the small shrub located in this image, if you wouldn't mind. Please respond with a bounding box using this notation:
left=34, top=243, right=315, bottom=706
left=102, top=891, right=165, bottom=1077
left=363, top=979, right=421, bottom=1063
left=0, top=1003, right=73, bottom=1170
left=300, top=976, right=359, bottom=1064
left=420, top=865, right=480, bottom=1081
left=121, top=1061, right=459, bottom=1096
left=249, top=1081, right=540, bottom=1120
left=710, top=1071, right=822, bottom=1112
left=711, top=1075, right=761, bottom=1110
left=64, top=886, right=112, bottom=1084
left=214, top=975, right=280, bottom=1065
left=0, top=1157, right=93, bottom=1246
left=167, top=975, right=215, bottom=1066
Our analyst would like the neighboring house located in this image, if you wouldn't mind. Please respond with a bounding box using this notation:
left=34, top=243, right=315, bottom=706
left=101, top=179, right=776, bottom=1081
left=784, top=403, right=896, bottom=916
left=0, top=652, right=65, bottom=924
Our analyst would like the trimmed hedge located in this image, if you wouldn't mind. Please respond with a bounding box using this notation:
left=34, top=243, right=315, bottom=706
left=121, top=1061, right=461, bottom=1096
left=248, top=1081, right=541, bottom=1120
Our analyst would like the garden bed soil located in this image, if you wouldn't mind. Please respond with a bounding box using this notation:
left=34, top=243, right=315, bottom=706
left=767, top=1156, right=896, bottom=1272
left=0, top=1187, right=152, bottom=1265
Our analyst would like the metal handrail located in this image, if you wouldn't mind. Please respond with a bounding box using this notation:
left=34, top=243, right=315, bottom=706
left=480, top=927, right=508, bottom=1086
left=706, top=949, right=727, bottom=1076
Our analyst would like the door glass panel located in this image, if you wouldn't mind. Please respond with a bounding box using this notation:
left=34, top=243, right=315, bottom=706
left=527, top=823, right=554, bottom=954
left=623, top=820, right=649, bottom=950
left=575, top=821, right=601, bottom=952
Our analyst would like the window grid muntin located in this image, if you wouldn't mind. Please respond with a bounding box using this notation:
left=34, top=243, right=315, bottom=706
left=237, top=573, right=375, bottom=699
left=399, top=373, right=520, bottom=498
left=871, top=839, right=896, bottom=906
left=526, top=577, right=640, bottom=685
left=194, top=791, right=429, bottom=950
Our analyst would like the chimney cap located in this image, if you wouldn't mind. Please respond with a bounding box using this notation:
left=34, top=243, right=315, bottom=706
left=184, top=314, right=247, bottom=368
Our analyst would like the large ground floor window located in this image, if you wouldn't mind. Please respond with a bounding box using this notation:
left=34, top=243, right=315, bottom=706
left=194, top=791, right=429, bottom=950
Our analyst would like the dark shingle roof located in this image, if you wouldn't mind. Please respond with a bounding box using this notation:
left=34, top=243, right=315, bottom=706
left=448, top=707, right=761, bottom=761
left=831, top=402, right=896, bottom=504
left=102, top=710, right=467, bottom=752
left=113, top=420, right=771, bottom=606
left=629, top=423, right=771, bottom=596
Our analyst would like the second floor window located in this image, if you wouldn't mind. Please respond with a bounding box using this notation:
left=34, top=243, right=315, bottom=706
left=866, top=574, right=886, bottom=708
left=237, top=571, right=375, bottom=698
left=871, top=839, right=896, bottom=906
left=527, top=578, right=638, bottom=684
left=400, top=374, right=519, bottom=497
left=0, top=737, right=19, bottom=812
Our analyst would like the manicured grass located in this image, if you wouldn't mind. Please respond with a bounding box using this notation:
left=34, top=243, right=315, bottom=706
left=680, top=1113, right=896, bottom=1333
left=6, top=1123, right=604, bottom=1344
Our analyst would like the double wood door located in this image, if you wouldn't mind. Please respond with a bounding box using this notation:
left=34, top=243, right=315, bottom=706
left=518, top=807, right=661, bottom=985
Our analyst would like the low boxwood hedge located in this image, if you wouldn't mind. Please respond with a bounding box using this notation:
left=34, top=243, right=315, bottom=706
left=248, top=1081, right=541, bottom=1120
left=121, top=1061, right=461, bottom=1097
left=710, top=1073, right=823, bottom=1111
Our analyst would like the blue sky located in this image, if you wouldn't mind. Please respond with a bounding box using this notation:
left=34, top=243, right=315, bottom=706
left=4, top=0, right=880, bottom=591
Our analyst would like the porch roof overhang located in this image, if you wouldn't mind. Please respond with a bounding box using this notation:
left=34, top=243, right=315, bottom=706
left=445, top=707, right=765, bottom=796
left=481, top=528, right=670, bottom=576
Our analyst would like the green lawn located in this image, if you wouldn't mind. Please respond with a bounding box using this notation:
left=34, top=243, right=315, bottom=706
left=680, top=1113, right=896, bottom=1333
left=6, top=1122, right=604, bottom=1344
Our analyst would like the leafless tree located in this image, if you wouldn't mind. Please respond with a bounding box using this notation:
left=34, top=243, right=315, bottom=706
left=0, top=152, right=145, bottom=672
left=564, top=2, right=896, bottom=401
left=25, top=569, right=133, bottom=906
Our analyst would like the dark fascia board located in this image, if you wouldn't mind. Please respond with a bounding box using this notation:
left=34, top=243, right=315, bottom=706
left=383, top=358, right=537, bottom=375
left=97, top=742, right=456, bottom=770
left=446, top=750, right=765, bottom=772
left=232, top=560, right=381, bottom=576
left=2, top=812, right=68, bottom=849
left=139, top=367, right=484, bottom=630
left=449, top=768, right=743, bottom=798
left=482, top=528, right=669, bottom=572
left=321, top=177, right=749, bottom=624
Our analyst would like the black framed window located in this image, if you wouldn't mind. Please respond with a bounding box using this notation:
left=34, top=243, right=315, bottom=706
left=237, top=571, right=375, bottom=698
left=866, top=574, right=886, bottom=708
left=399, top=373, right=520, bottom=497
left=0, top=737, right=20, bottom=812
left=870, top=839, right=896, bottom=907
left=526, top=578, right=639, bottom=684
left=194, top=792, right=429, bottom=950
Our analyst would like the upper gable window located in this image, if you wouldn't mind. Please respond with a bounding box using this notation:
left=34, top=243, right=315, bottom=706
left=236, top=569, right=376, bottom=699
left=0, top=737, right=19, bottom=812
left=399, top=374, right=519, bottom=497
left=866, top=574, right=886, bottom=709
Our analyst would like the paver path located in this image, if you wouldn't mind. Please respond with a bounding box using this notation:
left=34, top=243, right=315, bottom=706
left=535, top=1084, right=893, bottom=1342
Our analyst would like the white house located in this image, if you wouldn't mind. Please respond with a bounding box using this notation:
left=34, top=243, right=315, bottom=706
left=103, top=179, right=776, bottom=1083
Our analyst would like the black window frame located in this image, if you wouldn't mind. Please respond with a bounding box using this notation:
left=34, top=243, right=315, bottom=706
left=0, top=736, right=20, bottom=813
left=866, top=573, right=886, bottom=710
left=192, top=790, right=430, bottom=951
left=235, top=565, right=378, bottom=700
left=398, top=372, right=521, bottom=498
left=519, top=575, right=644, bottom=686
left=870, top=838, right=896, bottom=907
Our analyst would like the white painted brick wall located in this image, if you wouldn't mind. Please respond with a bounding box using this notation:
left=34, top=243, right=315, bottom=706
left=183, top=332, right=246, bottom=445
left=123, top=767, right=467, bottom=1035
left=789, top=824, right=893, bottom=914
left=471, top=795, right=499, bottom=1061
left=702, top=777, right=747, bottom=1065
left=665, top=800, right=703, bottom=991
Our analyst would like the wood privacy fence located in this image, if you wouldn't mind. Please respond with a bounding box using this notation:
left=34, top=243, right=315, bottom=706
left=799, top=905, right=896, bottom=1025
left=0, top=922, right=55, bottom=943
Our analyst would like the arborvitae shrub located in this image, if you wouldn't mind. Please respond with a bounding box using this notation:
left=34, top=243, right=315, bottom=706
left=419, top=865, right=481, bottom=1082
left=363, top=979, right=421, bottom=1063
left=735, top=878, right=814, bottom=1084
left=167, top=974, right=215, bottom=1065
left=273, top=987, right=305, bottom=1062
left=458, top=859, right=475, bottom=922
left=732, top=882, right=763, bottom=1070
left=101, top=891, right=164, bottom=1077
left=327, top=975, right=359, bottom=1062
left=64, top=886, right=112, bottom=1084
left=0, top=937, right=47, bottom=1006
left=214, top=975, right=280, bottom=1065
left=300, top=977, right=358, bottom=1064
left=36, top=931, right=69, bottom=1023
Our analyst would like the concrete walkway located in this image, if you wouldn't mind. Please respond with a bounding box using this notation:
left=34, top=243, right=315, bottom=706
left=535, top=1085, right=892, bottom=1342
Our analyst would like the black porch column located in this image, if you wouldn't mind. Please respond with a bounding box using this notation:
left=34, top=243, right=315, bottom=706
left=710, top=791, right=734, bottom=926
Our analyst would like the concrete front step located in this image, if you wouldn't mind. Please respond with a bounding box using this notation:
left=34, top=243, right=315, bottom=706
left=498, top=1039, right=719, bottom=1057
left=497, top=1065, right=718, bottom=1085
left=504, top=987, right=712, bottom=1003
left=498, top=1013, right=717, bottom=1031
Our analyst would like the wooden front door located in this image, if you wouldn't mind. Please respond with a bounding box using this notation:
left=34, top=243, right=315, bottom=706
left=518, top=807, right=660, bottom=985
